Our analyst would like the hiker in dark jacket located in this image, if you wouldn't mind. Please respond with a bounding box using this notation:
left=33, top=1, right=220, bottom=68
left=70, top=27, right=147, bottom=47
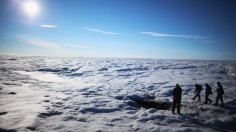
left=214, top=82, right=224, bottom=107
left=172, top=83, right=182, bottom=114
left=192, top=83, right=202, bottom=101
left=204, top=83, right=213, bottom=104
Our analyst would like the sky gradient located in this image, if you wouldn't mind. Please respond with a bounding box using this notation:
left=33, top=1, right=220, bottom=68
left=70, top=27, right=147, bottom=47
left=0, top=0, right=236, bottom=60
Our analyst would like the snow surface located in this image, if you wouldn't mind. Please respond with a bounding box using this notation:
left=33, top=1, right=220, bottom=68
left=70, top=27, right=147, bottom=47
left=0, top=55, right=236, bottom=132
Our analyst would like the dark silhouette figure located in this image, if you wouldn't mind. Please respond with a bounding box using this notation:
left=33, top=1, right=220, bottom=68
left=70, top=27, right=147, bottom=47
left=192, top=83, right=202, bottom=101
left=204, top=83, right=213, bottom=104
left=214, top=82, right=224, bottom=107
left=172, top=83, right=182, bottom=114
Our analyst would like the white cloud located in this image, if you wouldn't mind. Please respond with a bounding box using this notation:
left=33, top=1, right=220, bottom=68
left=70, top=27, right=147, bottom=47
left=17, top=36, right=61, bottom=49
left=40, top=25, right=58, bottom=28
left=141, top=32, right=207, bottom=39
left=85, top=27, right=118, bottom=35
left=63, top=44, right=90, bottom=49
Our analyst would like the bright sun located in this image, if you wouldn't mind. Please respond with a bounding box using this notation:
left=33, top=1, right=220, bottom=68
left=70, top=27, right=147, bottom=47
left=24, top=1, right=39, bottom=17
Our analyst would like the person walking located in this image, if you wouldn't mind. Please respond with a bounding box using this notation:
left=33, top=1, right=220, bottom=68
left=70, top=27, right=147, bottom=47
left=214, top=82, right=224, bottom=107
left=192, top=83, right=202, bottom=101
left=172, top=83, right=182, bottom=114
left=204, top=83, right=213, bottom=104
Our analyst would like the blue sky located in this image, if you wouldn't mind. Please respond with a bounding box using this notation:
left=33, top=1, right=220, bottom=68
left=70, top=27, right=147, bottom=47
left=0, top=0, right=236, bottom=60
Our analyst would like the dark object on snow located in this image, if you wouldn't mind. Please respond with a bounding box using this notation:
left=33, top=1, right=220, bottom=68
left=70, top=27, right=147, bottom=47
left=204, top=83, right=213, bottom=104
left=133, top=99, right=171, bottom=110
left=0, top=112, right=8, bottom=115
left=0, top=128, right=17, bottom=132
left=172, top=83, right=182, bottom=114
left=192, top=83, right=202, bottom=101
left=26, top=126, right=36, bottom=131
left=214, top=82, right=224, bottom=107
left=8, top=92, right=16, bottom=95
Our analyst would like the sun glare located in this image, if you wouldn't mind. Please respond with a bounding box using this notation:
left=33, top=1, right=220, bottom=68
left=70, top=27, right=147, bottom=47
left=24, top=1, right=39, bottom=17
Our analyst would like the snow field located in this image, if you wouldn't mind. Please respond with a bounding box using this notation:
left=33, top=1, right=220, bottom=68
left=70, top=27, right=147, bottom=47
left=0, top=56, right=236, bottom=131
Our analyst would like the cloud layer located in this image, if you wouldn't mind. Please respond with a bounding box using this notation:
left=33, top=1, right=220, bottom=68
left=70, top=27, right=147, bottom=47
left=85, top=28, right=118, bottom=35
left=141, top=32, right=207, bottom=39
left=40, top=25, right=58, bottom=28
left=63, top=44, right=90, bottom=49
left=17, top=36, right=61, bottom=49
left=17, top=36, right=91, bottom=49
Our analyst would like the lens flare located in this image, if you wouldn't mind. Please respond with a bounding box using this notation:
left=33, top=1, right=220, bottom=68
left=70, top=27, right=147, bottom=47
left=24, top=1, right=39, bottom=17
